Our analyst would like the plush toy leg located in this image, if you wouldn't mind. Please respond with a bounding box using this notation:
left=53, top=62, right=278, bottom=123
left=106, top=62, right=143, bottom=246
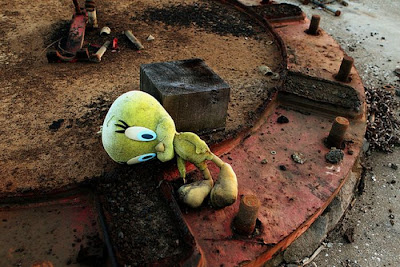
left=177, top=179, right=213, bottom=208
left=177, top=156, right=187, bottom=184
left=177, top=161, right=214, bottom=208
left=210, top=162, right=238, bottom=209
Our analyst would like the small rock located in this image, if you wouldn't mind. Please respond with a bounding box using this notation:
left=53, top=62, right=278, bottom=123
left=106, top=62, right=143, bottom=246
left=49, top=119, right=65, bottom=131
left=258, top=65, right=273, bottom=76
left=279, top=165, right=287, bottom=171
left=118, top=231, right=124, bottom=239
left=390, top=220, right=395, bottom=226
left=390, top=163, right=398, bottom=170
left=271, top=72, right=280, bottom=80
left=261, top=159, right=268, bottom=164
left=389, top=214, right=395, bottom=219
left=325, top=149, right=344, bottom=164
left=394, top=68, right=400, bottom=77
left=292, top=152, right=306, bottom=164
left=146, top=34, right=155, bottom=41
left=277, top=115, right=289, bottom=124
left=344, top=227, right=355, bottom=243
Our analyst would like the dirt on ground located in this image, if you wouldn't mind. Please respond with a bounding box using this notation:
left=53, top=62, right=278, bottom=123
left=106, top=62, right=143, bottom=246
left=0, top=0, right=283, bottom=194
left=94, top=161, right=190, bottom=266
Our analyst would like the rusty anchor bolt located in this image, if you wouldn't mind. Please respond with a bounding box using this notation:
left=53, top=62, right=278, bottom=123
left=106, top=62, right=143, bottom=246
left=307, top=15, right=321, bottom=35
left=327, top=116, right=349, bottom=149
left=335, top=55, right=354, bottom=82
left=233, top=195, right=260, bottom=235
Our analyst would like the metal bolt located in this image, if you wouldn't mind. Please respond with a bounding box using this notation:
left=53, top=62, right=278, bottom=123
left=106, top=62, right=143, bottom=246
left=233, top=195, right=260, bottom=235
left=307, top=15, right=320, bottom=35
left=335, top=55, right=354, bottom=82
left=327, top=116, right=349, bottom=149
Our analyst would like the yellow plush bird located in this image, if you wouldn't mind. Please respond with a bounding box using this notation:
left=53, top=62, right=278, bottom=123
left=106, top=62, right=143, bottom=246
left=102, top=91, right=238, bottom=209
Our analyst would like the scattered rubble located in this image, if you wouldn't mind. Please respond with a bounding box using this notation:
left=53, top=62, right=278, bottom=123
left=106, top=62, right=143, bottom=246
left=136, top=2, right=262, bottom=37
left=277, top=115, right=289, bottom=124
left=100, top=26, right=111, bottom=36
left=365, top=85, right=400, bottom=152
left=258, top=65, right=273, bottom=76
left=146, top=34, right=155, bottom=41
left=325, top=148, right=344, bottom=164
left=388, top=163, right=398, bottom=170
left=292, top=152, right=306, bottom=164
left=49, top=119, right=65, bottom=131
left=343, top=227, right=355, bottom=243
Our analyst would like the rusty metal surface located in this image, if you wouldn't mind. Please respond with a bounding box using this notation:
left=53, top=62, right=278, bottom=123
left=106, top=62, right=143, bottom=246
left=64, top=14, right=87, bottom=55
left=175, top=106, right=365, bottom=266
left=0, top=190, right=104, bottom=267
left=273, top=18, right=366, bottom=117
left=160, top=3, right=367, bottom=265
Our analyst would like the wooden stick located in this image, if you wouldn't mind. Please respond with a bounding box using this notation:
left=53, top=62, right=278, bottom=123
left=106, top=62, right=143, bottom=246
left=124, top=30, right=144, bottom=50
left=91, top=40, right=110, bottom=62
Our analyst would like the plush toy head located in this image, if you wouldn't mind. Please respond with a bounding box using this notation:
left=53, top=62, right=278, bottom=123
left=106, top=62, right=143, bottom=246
left=102, top=91, right=176, bottom=164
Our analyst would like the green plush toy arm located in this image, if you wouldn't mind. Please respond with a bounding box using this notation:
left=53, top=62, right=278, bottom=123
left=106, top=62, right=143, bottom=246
left=178, top=132, right=210, bottom=155
left=155, top=116, right=176, bottom=162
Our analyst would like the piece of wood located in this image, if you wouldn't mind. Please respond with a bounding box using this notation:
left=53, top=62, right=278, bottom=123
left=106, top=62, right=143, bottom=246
left=91, top=41, right=110, bottom=62
left=125, top=30, right=144, bottom=50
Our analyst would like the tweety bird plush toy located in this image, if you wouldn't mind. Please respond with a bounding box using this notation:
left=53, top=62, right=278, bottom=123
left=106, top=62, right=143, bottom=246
left=102, top=91, right=238, bottom=209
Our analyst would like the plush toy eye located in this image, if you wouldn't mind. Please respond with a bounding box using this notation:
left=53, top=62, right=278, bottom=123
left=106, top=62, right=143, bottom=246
left=126, top=153, right=156, bottom=165
left=124, top=127, right=157, bottom=141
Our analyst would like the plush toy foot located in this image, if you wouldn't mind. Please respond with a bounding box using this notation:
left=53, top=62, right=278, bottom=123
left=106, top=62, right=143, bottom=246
left=210, top=163, right=238, bottom=209
left=178, top=179, right=213, bottom=208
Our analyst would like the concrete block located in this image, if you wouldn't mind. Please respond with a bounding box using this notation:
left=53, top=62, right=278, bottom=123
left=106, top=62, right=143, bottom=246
left=140, top=58, right=230, bottom=132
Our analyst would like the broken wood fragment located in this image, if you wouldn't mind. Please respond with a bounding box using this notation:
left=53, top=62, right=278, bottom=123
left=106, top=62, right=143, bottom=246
left=125, top=30, right=144, bottom=50
left=91, top=40, right=110, bottom=62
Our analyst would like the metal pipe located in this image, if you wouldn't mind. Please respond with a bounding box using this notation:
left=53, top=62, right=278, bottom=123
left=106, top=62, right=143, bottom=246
left=311, top=0, right=341, bottom=16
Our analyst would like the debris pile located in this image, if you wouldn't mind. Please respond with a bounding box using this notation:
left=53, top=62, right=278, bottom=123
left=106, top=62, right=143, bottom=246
left=136, top=2, right=261, bottom=37
left=365, top=85, right=400, bottom=152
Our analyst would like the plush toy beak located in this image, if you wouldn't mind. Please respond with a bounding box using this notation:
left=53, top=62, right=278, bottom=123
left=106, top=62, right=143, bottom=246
left=155, top=142, right=165, bottom=152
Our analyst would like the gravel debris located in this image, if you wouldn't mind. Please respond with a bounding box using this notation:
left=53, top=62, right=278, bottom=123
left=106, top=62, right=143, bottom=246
left=277, top=115, right=289, bottom=124
left=292, top=152, right=306, bottom=164
left=365, top=85, right=400, bottom=152
left=325, top=148, right=344, bottom=164
left=136, top=2, right=262, bottom=37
